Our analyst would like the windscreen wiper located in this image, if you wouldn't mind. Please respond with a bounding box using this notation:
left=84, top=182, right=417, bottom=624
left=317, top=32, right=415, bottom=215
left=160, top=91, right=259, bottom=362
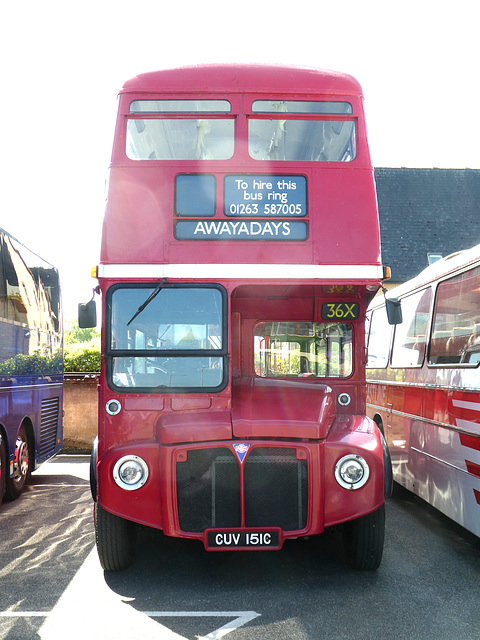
left=126, top=279, right=166, bottom=326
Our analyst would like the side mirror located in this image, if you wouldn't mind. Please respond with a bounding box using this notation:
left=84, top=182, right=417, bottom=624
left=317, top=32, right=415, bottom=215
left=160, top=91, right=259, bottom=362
left=385, top=298, right=402, bottom=325
left=78, top=299, right=97, bottom=328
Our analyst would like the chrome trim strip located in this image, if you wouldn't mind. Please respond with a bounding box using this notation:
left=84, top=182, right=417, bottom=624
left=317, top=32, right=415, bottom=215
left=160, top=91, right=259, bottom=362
left=410, top=447, right=470, bottom=474
left=0, top=383, right=63, bottom=392
left=367, top=378, right=480, bottom=393
left=366, top=402, right=480, bottom=438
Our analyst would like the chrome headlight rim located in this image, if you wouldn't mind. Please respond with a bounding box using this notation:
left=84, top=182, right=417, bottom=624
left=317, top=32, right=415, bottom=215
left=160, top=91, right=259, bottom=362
left=335, top=454, right=370, bottom=490
left=113, top=455, right=149, bottom=491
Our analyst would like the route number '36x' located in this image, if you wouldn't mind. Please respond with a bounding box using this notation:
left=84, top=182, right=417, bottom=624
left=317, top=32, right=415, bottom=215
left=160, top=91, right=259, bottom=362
left=321, top=302, right=360, bottom=321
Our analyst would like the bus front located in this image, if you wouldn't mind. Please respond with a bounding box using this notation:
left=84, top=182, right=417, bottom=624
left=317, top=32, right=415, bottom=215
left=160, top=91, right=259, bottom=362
left=91, top=65, right=387, bottom=571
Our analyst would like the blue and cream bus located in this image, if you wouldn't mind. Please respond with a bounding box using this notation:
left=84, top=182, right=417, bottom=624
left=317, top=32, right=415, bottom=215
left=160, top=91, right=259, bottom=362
left=0, top=228, right=63, bottom=507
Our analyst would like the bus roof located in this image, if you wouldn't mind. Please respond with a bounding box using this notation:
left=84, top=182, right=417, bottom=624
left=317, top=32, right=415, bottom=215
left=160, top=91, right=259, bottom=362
left=384, top=243, right=480, bottom=301
left=120, top=64, right=363, bottom=97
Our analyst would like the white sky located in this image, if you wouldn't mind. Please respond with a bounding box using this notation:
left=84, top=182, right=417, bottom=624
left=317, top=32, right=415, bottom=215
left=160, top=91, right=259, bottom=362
left=1, top=0, right=479, bottom=320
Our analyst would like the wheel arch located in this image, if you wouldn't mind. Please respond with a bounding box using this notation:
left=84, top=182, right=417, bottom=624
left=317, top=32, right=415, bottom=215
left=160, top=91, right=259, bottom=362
left=372, top=414, right=393, bottom=498
left=20, top=416, right=35, bottom=468
left=90, top=436, right=98, bottom=501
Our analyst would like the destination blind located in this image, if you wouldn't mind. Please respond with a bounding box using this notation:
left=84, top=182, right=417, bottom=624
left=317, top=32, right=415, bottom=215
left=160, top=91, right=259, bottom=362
left=174, top=174, right=308, bottom=241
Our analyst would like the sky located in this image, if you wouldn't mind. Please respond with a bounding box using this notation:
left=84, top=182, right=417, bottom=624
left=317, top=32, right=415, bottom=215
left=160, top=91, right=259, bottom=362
left=1, top=0, right=479, bottom=320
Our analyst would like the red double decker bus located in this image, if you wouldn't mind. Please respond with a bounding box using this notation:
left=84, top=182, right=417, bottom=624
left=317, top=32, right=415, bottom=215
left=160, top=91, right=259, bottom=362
left=85, top=64, right=389, bottom=571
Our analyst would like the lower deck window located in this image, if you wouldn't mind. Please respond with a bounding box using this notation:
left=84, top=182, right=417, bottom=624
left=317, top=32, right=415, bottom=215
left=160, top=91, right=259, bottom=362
left=112, top=356, right=224, bottom=389
left=254, top=322, right=353, bottom=378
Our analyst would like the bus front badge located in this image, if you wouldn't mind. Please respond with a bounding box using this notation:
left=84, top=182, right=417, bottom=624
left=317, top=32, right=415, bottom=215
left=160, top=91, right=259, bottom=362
left=233, top=443, right=250, bottom=464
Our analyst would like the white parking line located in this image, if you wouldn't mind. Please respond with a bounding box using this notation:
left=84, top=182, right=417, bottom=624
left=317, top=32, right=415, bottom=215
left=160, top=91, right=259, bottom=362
left=0, top=548, right=260, bottom=639
left=140, top=612, right=261, bottom=640
left=0, top=610, right=260, bottom=639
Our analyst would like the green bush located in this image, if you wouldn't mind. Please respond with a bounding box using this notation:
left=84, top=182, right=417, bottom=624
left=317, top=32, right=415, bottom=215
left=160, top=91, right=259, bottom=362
left=64, top=347, right=101, bottom=373
left=0, top=350, right=63, bottom=376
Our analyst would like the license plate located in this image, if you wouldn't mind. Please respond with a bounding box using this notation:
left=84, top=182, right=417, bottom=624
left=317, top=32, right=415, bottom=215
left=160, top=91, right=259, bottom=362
left=205, top=528, right=282, bottom=551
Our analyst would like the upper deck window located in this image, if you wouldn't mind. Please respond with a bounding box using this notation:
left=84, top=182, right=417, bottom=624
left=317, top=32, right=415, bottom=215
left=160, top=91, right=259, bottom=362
left=126, top=118, right=234, bottom=160
left=252, top=100, right=352, bottom=114
left=127, top=100, right=234, bottom=160
left=249, top=100, right=355, bottom=162
left=248, top=119, right=355, bottom=162
left=130, top=100, right=231, bottom=112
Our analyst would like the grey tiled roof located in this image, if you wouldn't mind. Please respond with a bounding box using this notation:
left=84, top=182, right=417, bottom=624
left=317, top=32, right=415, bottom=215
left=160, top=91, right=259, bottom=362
left=374, top=168, right=480, bottom=282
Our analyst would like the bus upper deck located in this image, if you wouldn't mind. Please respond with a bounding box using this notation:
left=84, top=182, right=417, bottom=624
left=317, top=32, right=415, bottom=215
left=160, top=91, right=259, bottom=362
left=100, top=64, right=381, bottom=274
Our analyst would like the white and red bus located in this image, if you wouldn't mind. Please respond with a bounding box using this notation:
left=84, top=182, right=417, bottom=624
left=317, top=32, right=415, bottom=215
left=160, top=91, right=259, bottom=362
left=366, top=244, right=480, bottom=537
left=84, top=64, right=391, bottom=571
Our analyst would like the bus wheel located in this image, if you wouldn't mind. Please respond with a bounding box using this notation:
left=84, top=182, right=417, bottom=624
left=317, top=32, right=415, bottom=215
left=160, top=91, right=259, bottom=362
left=0, top=433, right=6, bottom=505
left=94, top=503, right=136, bottom=571
left=5, top=425, right=31, bottom=501
left=343, top=503, right=385, bottom=570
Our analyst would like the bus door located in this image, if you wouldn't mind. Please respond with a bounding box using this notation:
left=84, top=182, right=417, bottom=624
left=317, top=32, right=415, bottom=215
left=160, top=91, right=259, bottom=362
left=388, top=288, right=431, bottom=488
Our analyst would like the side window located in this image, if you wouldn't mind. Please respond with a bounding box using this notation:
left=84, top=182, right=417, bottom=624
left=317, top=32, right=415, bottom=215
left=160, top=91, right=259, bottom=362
left=391, top=289, right=431, bottom=368
left=429, top=266, right=480, bottom=365
left=366, top=306, right=392, bottom=368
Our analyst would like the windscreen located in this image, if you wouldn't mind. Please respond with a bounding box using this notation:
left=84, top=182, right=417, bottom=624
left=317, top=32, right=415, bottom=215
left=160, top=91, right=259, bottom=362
left=108, top=285, right=226, bottom=390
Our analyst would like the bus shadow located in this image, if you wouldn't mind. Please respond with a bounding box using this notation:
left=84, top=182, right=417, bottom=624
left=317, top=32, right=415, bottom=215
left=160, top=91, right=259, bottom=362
left=104, top=522, right=378, bottom=605
left=0, top=470, right=94, bottom=640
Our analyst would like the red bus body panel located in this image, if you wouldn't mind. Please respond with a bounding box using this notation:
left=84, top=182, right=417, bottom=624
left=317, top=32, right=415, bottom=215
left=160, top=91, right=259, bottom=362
left=95, top=64, right=385, bottom=545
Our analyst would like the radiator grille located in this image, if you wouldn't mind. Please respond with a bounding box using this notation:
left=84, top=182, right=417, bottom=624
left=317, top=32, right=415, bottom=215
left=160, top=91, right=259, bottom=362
left=244, top=447, right=308, bottom=531
left=176, top=446, right=308, bottom=533
left=39, top=396, right=60, bottom=456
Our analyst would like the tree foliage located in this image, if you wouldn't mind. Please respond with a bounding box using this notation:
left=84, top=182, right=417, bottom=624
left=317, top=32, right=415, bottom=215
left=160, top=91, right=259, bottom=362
left=65, top=320, right=100, bottom=347
left=64, top=320, right=101, bottom=372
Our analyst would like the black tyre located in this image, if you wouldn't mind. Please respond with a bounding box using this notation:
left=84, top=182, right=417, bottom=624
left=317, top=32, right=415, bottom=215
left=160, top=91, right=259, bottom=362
left=5, top=425, right=31, bottom=501
left=95, top=502, right=136, bottom=571
left=343, top=503, right=385, bottom=570
left=0, top=432, right=6, bottom=506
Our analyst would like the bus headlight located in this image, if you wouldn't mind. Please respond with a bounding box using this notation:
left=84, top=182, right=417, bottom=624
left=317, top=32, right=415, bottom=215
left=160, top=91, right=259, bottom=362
left=335, top=455, right=369, bottom=490
left=113, top=455, right=149, bottom=491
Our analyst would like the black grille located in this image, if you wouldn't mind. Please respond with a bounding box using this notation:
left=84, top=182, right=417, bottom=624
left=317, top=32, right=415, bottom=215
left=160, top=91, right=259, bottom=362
left=176, top=448, right=241, bottom=532
left=244, top=448, right=308, bottom=530
left=39, top=396, right=60, bottom=456
left=176, top=446, right=308, bottom=533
